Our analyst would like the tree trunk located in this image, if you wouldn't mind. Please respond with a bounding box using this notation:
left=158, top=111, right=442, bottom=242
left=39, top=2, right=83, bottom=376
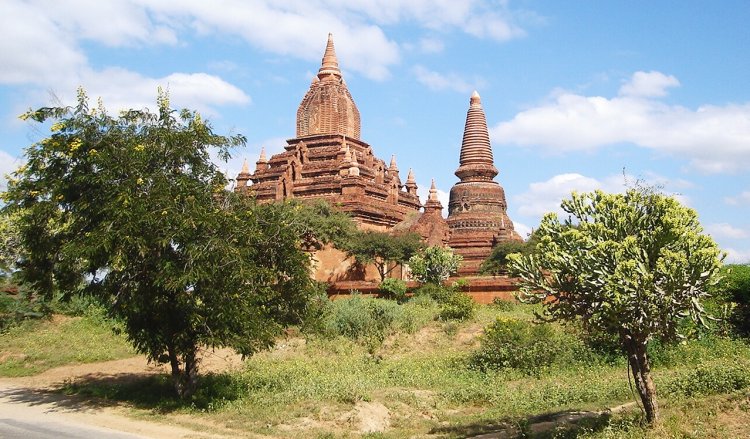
left=168, top=345, right=199, bottom=399
left=623, top=335, right=659, bottom=424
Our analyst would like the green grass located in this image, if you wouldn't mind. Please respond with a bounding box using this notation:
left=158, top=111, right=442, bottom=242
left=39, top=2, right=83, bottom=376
left=10, top=298, right=750, bottom=438
left=0, top=307, right=134, bottom=376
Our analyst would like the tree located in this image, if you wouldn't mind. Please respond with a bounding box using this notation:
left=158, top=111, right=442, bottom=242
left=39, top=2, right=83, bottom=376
left=3, top=89, right=322, bottom=398
left=408, top=246, right=462, bottom=285
left=345, top=231, right=424, bottom=281
left=479, top=231, right=540, bottom=275
left=508, top=188, right=723, bottom=424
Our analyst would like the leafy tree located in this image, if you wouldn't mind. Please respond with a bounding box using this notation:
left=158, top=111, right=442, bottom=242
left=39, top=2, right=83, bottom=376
left=345, top=231, right=423, bottom=281
left=480, top=232, right=540, bottom=275
left=508, top=188, right=723, bottom=424
left=3, top=89, right=322, bottom=398
left=408, top=246, right=462, bottom=285
left=710, top=264, right=750, bottom=335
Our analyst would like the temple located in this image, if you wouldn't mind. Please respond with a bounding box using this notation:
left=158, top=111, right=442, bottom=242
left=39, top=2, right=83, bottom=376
left=236, top=33, right=421, bottom=232
left=446, top=91, right=522, bottom=275
left=237, top=34, right=520, bottom=280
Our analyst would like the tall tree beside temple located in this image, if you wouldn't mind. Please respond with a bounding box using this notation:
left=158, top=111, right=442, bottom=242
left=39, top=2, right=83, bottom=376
left=4, top=90, right=324, bottom=398
left=508, top=187, right=723, bottom=423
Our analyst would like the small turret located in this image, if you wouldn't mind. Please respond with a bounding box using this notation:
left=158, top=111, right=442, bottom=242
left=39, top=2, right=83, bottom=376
left=237, top=159, right=251, bottom=187
left=405, top=168, right=418, bottom=195
left=255, top=147, right=269, bottom=172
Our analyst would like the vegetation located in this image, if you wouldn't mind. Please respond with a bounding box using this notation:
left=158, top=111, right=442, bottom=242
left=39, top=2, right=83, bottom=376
left=38, top=299, right=750, bottom=438
left=0, top=306, right=133, bottom=376
left=378, top=277, right=408, bottom=302
left=709, top=264, right=750, bottom=336
left=480, top=231, right=539, bottom=275
left=2, top=90, right=336, bottom=398
left=409, top=246, right=463, bottom=285
left=345, top=231, right=424, bottom=281
left=508, top=187, right=724, bottom=424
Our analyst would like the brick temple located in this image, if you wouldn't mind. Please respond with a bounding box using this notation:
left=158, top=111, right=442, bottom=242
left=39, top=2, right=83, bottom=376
left=236, top=34, right=521, bottom=281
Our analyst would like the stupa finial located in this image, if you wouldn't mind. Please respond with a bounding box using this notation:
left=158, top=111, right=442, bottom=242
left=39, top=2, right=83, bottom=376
left=318, top=33, right=342, bottom=80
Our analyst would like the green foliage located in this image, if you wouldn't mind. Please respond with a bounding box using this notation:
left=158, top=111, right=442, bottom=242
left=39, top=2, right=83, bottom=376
left=378, top=277, right=408, bottom=302
left=323, top=295, right=403, bottom=349
left=709, top=264, right=750, bottom=336
left=408, top=246, right=462, bottom=285
left=291, top=200, right=358, bottom=251
left=438, top=292, right=476, bottom=321
left=508, top=188, right=723, bottom=343
left=469, top=317, right=589, bottom=374
left=3, top=90, right=322, bottom=397
left=665, top=363, right=750, bottom=398
left=0, top=308, right=133, bottom=376
left=345, top=231, right=424, bottom=281
left=414, top=282, right=453, bottom=303
left=480, top=239, right=530, bottom=275
left=508, top=187, right=723, bottom=423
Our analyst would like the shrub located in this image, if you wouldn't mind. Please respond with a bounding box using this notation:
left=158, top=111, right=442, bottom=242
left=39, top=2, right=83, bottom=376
left=408, top=246, right=462, bottom=285
left=665, top=363, right=750, bottom=398
left=378, top=278, right=408, bottom=302
left=324, top=295, right=402, bottom=349
left=438, top=292, right=476, bottom=321
left=414, top=283, right=453, bottom=303
left=709, top=264, right=750, bottom=336
left=469, top=318, right=595, bottom=374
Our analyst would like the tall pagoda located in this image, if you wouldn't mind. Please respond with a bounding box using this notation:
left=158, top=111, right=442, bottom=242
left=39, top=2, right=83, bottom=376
left=237, top=34, right=421, bottom=231
left=446, top=91, right=521, bottom=275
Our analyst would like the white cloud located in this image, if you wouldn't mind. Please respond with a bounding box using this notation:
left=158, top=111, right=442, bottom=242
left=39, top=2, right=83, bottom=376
left=515, top=173, right=616, bottom=218
left=492, top=71, right=750, bottom=173
left=724, top=248, right=750, bottom=264
left=706, top=223, right=750, bottom=240
left=513, top=171, right=691, bottom=219
left=513, top=221, right=532, bottom=240
left=418, top=37, right=445, bottom=54
left=618, top=71, right=679, bottom=98
left=413, top=65, right=483, bottom=94
left=50, top=68, right=250, bottom=117
left=725, top=190, right=750, bottom=206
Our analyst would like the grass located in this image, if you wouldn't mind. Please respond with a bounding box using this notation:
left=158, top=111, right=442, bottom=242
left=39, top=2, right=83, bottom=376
left=0, top=306, right=134, bottom=376
left=8, top=298, right=750, bottom=437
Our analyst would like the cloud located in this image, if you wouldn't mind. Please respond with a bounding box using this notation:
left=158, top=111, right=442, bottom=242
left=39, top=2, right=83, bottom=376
left=513, top=221, right=532, bottom=240
left=618, top=71, right=679, bottom=98
left=724, top=248, right=750, bottom=264
left=413, top=65, right=483, bottom=93
left=725, top=190, right=750, bottom=206
left=53, top=68, right=250, bottom=117
left=513, top=171, right=690, bottom=219
left=706, top=223, right=750, bottom=240
left=492, top=71, right=750, bottom=173
left=515, top=173, right=618, bottom=218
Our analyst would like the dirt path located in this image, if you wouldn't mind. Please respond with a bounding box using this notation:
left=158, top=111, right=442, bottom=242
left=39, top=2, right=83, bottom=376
left=0, top=349, right=246, bottom=439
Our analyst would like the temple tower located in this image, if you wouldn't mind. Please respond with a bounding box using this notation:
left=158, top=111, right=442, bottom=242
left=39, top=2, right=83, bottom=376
left=241, top=34, right=421, bottom=234
left=446, top=91, right=520, bottom=275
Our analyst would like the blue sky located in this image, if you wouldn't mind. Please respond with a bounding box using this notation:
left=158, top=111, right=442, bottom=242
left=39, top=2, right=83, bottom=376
left=2, top=0, right=749, bottom=263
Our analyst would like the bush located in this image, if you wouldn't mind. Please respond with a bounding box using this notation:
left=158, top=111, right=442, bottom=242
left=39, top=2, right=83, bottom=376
left=323, top=295, right=402, bottom=349
left=438, top=292, right=476, bottom=321
left=414, top=283, right=453, bottom=303
left=469, top=318, right=595, bottom=374
left=378, top=278, right=408, bottom=302
left=709, top=264, right=750, bottom=336
left=665, top=363, right=750, bottom=398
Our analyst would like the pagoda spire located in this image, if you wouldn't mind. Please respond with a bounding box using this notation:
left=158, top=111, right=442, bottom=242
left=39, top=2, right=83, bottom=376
left=455, top=90, right=498, bottom=181
left=317, top=33, right=342, bottom=80
left=405, top=168, right=417, bottom=194
left=241, top=158, right=250, bottom=174
left=389, top=154, right=398, bottom=171
left=428, top=179, right=439, bottom=202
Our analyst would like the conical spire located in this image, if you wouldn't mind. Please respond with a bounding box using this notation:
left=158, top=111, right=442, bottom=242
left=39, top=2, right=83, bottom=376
left=317, top=33, right=342, bottom=80
left=428, top=179, right=439, bottom=202
left=258, top=147, right=267, bottom=163
left=455, top=90, right=498, bottom=181
left=389, top=154, right=398, bottom=171
left=349, top=150, right=360, bottom=176
left=406, top=168, right=416, bottom=184
left=240, top=158, right=250, bottom=174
